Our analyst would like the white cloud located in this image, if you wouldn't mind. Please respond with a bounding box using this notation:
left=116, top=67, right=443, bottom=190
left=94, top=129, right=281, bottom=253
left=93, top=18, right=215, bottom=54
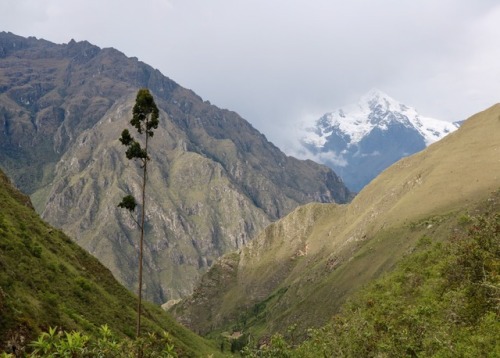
left=290, top=147, right=349, bottom=168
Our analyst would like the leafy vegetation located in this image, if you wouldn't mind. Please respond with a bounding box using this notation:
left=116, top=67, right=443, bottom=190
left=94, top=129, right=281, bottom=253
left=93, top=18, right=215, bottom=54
left=242, top=210, right=499, bottom=357
left=0, top=170, right=218, bottom=356
left=0, top=325, right=176, bottom=357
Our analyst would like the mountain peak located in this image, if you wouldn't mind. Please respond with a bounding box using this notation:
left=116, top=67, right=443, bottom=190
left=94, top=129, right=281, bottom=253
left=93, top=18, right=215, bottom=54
left=358, top=89, right=412, bottom=121
left=297, top=90, right=460, bottom=191
left=307, top=90, right=458, bottom=147
left=361, top=88, right=394, bottom=103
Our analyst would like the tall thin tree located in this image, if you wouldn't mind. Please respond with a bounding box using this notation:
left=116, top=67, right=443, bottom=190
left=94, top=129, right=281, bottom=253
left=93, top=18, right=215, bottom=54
left=118, top=88, right=159, bottom=341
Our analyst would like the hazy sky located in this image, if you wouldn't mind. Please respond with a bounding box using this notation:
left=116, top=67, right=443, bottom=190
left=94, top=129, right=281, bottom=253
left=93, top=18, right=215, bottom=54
left=1, top=0, right=499, bottom=149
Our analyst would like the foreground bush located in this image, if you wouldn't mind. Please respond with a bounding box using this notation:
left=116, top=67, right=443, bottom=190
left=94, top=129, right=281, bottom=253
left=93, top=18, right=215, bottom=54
left=1, top=325, right=176, bottom=357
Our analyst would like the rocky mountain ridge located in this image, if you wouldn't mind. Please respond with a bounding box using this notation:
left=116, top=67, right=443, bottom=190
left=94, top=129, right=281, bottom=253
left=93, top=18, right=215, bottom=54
left=0, top=32, right=351, bottom=303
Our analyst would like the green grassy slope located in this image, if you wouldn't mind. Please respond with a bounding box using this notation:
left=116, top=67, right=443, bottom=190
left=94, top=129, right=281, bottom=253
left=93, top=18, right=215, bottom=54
left=247, top=194, right=499, bottom=357
left=0, top=170, right=219, bottom=356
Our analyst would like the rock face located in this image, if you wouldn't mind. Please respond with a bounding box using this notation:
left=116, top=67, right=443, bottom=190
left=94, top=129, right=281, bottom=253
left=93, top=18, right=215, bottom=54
left=0, top=32, right=351, bottom=303
left=297, top=89, right=460, bottom=192
left=0, top=32, right=179, bottom=194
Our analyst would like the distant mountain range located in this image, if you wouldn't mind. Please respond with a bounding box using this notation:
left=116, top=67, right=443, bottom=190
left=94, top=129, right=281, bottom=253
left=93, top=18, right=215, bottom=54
left=296, top=89, right=460, bottom=191
left=0, top=32, right=351, bottom=303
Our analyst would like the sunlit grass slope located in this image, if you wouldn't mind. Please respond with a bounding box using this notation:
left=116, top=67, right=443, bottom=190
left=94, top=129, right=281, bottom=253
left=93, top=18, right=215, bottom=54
left=247, top=194, right=499, bottom=357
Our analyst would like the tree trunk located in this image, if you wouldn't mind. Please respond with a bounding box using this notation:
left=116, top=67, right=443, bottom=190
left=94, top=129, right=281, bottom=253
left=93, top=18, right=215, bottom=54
left=136, top=116, right=149, bottom=357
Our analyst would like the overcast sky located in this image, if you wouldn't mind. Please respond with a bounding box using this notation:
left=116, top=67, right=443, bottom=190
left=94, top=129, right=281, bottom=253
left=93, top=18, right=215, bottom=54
left=1, top=0, right=500, bottom=150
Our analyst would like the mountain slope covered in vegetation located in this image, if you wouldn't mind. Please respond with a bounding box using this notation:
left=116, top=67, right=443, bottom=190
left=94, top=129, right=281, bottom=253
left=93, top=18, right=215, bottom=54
left=246, top=197, right=499, bottom=357
left=0, top=169, right=218, bottom=356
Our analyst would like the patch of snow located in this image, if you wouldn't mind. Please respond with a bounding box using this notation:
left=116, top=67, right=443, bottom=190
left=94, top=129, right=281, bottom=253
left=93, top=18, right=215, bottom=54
left=301, top=88, right=459, bottom=148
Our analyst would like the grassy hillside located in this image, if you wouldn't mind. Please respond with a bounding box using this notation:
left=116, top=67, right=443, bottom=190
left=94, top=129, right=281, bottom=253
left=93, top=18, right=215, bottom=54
left=246, top=194, right=499, bottom=356
left=172, top=103, right=500, bottom=342
left=0, top=170, right=219, bottom=356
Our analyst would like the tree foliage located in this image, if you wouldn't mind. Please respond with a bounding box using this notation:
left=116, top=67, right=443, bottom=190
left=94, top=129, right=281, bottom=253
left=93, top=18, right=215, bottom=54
left=117, top=88, right=159, bottom=170
left=118, top=194, right=137, bottom=212
left=130, top=90, right=160, bottom=137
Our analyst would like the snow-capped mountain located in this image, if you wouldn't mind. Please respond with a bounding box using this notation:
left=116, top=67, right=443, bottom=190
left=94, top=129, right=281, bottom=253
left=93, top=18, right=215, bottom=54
left=298, top=89, right=460, bottom=192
